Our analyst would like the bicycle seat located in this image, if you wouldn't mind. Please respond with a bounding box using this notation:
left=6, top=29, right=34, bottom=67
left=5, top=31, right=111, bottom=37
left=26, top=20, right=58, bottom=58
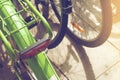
left=20, top=38, right=50, bottom=60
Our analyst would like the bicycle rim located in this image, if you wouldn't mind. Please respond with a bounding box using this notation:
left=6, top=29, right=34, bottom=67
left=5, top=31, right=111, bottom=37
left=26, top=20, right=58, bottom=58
left=67, top=0, right=112, bottom=47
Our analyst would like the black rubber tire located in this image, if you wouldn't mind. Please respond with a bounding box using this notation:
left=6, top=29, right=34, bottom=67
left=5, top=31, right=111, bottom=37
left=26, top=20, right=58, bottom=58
left=50, top=0, right=112, bottom=47
left=48, top=0, right=69, bottom=49
left=35, top=0, right=68, bottom=49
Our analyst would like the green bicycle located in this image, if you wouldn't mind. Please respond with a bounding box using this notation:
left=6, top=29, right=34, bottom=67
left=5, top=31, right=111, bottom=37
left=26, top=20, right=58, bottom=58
left=0, top=0, right=70, bottom=80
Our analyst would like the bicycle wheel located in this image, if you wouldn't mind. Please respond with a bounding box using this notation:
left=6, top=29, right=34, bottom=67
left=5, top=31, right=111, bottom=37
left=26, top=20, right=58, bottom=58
left=35, top=0, right=69, bottom=49
left=50, top=0, right=112, bottom=47
left=67, top=0, right=112, bottom=47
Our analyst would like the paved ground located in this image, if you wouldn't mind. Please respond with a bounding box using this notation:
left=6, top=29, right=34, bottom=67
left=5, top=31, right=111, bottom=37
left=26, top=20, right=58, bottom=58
left=48, top=0, right=120, bottom=80
left=48, top=21, right=120, bottom=80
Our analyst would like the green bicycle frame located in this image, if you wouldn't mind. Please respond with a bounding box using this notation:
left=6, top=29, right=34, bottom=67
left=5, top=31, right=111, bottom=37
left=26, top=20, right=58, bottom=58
left=0, top=0, right=60, bottom=80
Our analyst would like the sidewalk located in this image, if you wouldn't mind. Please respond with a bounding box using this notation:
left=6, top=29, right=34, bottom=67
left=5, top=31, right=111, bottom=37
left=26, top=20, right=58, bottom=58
left=48, top=1, right=120, bottom=80
left=48, top=21, right=120, bottom=80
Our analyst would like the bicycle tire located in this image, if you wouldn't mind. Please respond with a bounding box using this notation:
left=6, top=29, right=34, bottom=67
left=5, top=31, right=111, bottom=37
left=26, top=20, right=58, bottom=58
left=67, top=0, right=112, bottom=47
left=50, top=0, right=112, bottom=47
left=35, top=0, right=69, bottom=49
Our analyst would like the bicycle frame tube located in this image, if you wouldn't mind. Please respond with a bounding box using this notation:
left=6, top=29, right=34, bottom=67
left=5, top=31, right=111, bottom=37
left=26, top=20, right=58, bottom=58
left=24, top=0, right=53, bottom=38
left=0, top=30, right=23, bottom=80
left=0, top=30, right=15, bottom=58
left=0, top=0, right=59, bottom=80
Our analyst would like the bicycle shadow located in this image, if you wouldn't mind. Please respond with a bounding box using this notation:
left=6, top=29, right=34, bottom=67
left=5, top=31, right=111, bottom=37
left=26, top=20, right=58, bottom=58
left=62, top=35, right=96, bottom=80
left=71, top=39, right=96, bottom=80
